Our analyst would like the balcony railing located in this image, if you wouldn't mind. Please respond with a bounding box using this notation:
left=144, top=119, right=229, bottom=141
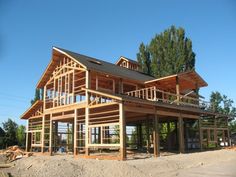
left=125, top=86, right=211, bottom=110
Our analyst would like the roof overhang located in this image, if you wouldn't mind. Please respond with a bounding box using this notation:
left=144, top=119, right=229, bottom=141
left=20, top=100, right=43, bottom=119
left=36, top=47, right=87, bottom=88
left=145, top=70, right=208, bottom=93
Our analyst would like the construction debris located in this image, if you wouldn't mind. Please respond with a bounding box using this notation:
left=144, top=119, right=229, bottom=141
left=0, top=164, right=13, bottom=168
left=224, top=146, right=236, bottom=151
left=4, top=146, right=33, bottom=162
left=0, top=171, right=10, bottom=177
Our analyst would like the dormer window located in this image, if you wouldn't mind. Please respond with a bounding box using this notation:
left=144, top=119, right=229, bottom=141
left=115, top=56, right=140, bottom=71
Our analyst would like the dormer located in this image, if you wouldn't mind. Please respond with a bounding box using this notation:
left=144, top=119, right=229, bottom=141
left=116, top=56, right=140, bottom=71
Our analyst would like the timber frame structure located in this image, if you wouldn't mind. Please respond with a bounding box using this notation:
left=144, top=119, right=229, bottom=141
left=21, top=47, right=230, bottom=160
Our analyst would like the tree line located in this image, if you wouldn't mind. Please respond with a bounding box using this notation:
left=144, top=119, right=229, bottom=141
left=0, top=118, right=25, bottom=149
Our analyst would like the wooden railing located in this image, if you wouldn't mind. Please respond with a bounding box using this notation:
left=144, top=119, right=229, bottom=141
left=125, top=86, right=211, bottom=110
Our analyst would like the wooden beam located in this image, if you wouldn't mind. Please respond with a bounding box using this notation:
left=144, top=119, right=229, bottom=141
left=124, top=106, right=155, bottom=114
left=82, top=88, right=122, bottom=101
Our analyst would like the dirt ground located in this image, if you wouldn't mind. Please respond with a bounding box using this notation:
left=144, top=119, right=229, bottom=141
left=1, top=149, right=236, bottom=177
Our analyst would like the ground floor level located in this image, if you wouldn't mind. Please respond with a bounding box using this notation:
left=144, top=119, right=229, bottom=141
left=25, top=99, right=230, bottom=160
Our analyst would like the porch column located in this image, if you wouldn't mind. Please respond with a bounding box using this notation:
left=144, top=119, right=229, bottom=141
left=74, top=109, right=77, bottom=155
left=153, top=111, right=160, bottom=157
left=145, top=117, right=150, bottom=154
left=85, top=70, right=90, bottom=156
left=222, top=130, right=226, bottom=146
left=176, top=76, right=180, bottom=105
left=214, top=116, right=218, bottom=147
left=207, top=129, right=210, bottom=148
left=41, top=115, right=45, bottom=153
left=228, top=129, right=231, bottom=147
left=167, top=120, right=171, bottom=151
left=227, top=118, right=231, bottom=147
left=119, top=102, right=126, bottom=160
left=178, top=115, right=184, bottom=153
left=137, top=124, right=142, bottom=149
left=199, top=118, right=203, bottom=151
left=25, top=120, right=29, bottom=152
left=49, top=114, right=53, bottom=155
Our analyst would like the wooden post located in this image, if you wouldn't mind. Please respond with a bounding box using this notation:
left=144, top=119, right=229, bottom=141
left=199, top=118, right=203, bottom=151
left=41, top=115, right=45, bottom=153
left=207, top=129, right=210, bottom=148
left=178, top=115, right=184, bottom=153
left=222, top=130, right=226, bottom=147
left=25, top=120, right=29, bottom=152
left=119, top=102, right=126, bottom=160
left=43, top=85, right=46, bottom=109
left=226, top=118, right=231, bottom=147
left=49, top=114, right=53, bottom=155
left=176, top=76, right=180, bottom=105
left=145, top=116, right=150, bottom=154
left=74, top=109, right=77, bottom=156
left=153, top=111, right=160, bottom=157
left=85, top=70, right=90, bottom=156
left=137, top=124, right=142, bottom=149
left=214, top=116, right=218, bottom=147
left=167, top=120, right=171, bottom=151
left=227, top=128, right=231, bottom=147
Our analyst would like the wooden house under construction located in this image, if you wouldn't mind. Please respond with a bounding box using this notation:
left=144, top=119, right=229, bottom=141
left=21, top=47, right=230, bottom=160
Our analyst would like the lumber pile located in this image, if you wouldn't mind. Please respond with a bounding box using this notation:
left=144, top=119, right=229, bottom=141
left=224, top=146, right=236, bottom=151
left=4, top=146, right=33, bottom=162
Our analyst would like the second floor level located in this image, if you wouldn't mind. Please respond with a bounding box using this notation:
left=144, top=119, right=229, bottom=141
left=36, top=47, right=209, bottom=111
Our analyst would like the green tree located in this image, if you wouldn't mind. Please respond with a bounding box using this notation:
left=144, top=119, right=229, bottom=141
left=209, top=91, right=223, bottom=112
left=0, top=127, right=5, bottom=149
left=137, top=25, right=195, bottom=77
left=16, top=125, right=25, bottom=147
left=209, top=91, right=236, bottom=122
left=137, top=43, right=151, bottom=75
left=31, top=88, right=41, bottom=105
left=2, top=118, right=18, bottom=147
left=229, top=120, right=236, bottom=133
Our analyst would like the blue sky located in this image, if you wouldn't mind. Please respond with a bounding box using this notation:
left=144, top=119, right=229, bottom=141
left=0, top=0, right=235, bottom=125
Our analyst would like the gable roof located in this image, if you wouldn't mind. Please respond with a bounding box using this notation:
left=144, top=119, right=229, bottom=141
left=36, top=47, right=155, bottom=88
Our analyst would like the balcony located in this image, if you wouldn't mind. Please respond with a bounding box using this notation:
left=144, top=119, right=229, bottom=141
left=125, top=86, right=211, bottom=110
